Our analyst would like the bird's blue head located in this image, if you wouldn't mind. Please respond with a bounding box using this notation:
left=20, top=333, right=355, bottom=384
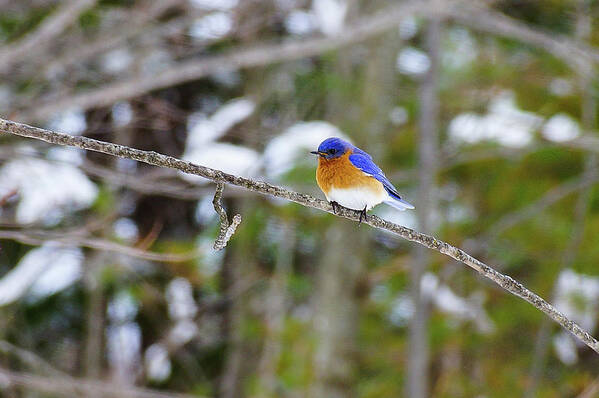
left=311, top=137, right=353, bottom=160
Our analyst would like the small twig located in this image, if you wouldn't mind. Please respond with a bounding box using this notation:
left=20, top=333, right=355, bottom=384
left=212, top=183, right=242, bottom=250
left=0, top=341, right=68, bottom=378
left=0, top=0, right=98, bottom=74
left=0, top=366, right=203, bottom=398
left=0, top=229, right=199, bottom=263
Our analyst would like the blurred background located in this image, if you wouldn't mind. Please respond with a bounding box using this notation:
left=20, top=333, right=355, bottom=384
left=0, top=0, right=598, bottom=397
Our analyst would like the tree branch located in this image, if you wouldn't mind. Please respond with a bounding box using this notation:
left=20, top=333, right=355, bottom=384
left=0, top=0, right=98, bottom=74
left=1, top=117, right=598, bottom=354
left=13, top=0, right=599, bottom=123
left=0, top=367, right=202, bottom=398
left=484, top=167, right=599, bottom=241
left=212, top=183, right=242, bottom=250
left=0, top=229, right=200, bottom=263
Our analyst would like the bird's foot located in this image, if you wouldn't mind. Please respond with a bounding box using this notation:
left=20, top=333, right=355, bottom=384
left=330, top=201, right=340, bottom=214
left=358, top=206, right=368, bottom=225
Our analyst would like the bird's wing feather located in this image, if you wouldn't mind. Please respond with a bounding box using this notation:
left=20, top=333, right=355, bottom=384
left=348, top=152, right=402, bottom=200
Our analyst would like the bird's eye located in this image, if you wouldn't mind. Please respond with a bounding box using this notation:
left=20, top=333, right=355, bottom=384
left=328, top=148, right=337, bottom=155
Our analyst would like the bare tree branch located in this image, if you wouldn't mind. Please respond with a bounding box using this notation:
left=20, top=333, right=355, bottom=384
left=212, top=183, right=242, bottom=250
left=0, top=0, right=98, bottom=74
left=484, top=167, right=599, bottom=241
left=445, top=2, right=596, bottom=74
left=1, top=118, right=598, bottom=355
left=0, top=229, right=200, bottom=263
left=0, top=367, right=203, bottom=398
left=14, top=0, right=599, bottom=122
left=0, top=341, right=68, bottom=378
left=43, top=0, right=186, bottom=76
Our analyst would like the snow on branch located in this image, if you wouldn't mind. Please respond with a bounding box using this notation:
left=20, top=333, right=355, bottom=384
left=1, top=116, right=598, bottom=355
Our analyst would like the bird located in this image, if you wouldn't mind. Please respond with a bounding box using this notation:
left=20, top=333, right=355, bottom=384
left=311, top=137, right=414, bottom=223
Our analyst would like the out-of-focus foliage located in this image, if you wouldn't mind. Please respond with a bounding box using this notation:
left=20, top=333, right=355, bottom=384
left=0, top=0, right=598, bottom=397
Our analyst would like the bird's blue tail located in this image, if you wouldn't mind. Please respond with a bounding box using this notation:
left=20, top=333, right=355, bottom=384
left=384, top=197, right=415, bottom=211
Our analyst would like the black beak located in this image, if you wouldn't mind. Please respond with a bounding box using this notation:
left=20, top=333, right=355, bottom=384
left=310, top=151, right=319, bottom=155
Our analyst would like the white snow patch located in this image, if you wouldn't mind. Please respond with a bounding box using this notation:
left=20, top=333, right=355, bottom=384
left=106, top=322, right=142, bottom=383
left=0, top=244, right=83, bottom=306
left=542, top=113, right=580, bottom=143
left=168, top=319, right=199, bottom=345
left=398, top=16, right=418, bottom=40
left=190, top=0, right=238, bottom=10
left=145, top=343, right=171, bottom=382
left=166, top=278, right=197, bottom=320
left=554, top=269, right=599, bottom=334
left=443, top=28, right=477, bottom=69
left=47, top=108, right=87, bottom=135
left=389, top=294, right=414, bottom=327
left=195, top=195, right=218, bottom=225
left=397, top=47, right=430, bottom=75
left=262, top=121, right=349, bottom=178
left=389, top=273, right=494, bottom=333
left=112, top=102, right=133, bottom=127
left=553, top=332, right=578, bottom=365
left=421, top=273, right=494, bottom=333
left=312, top=0, right=347, bottom=36
left=101, top=48, right=133, bottom=74
left=197, top=237, right=224, bottom=276
left=189, top=12, right=233, bottom=40
left=285, top=10, right=317, bottom=35
left=448, top=91, right=543, bottom=148
left=113, top=218, right=139, bottom=243
left=0, top=157, right=98, bottom=225
left=182, top=143, right=261, bottom=184
left=376, top=205, right=418, bottom=230
left=552, top=269, right=599, bottom=364
left=389, top=106, right=409, bottom=126
left=46, top=147, right=85, bottom=166
left=108, top=291, right=139, bottom=323
left=186, top=98, right=255, bottom=150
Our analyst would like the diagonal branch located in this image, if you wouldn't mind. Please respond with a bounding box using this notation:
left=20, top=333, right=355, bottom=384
left=0, top=229, right=200, bottom=263
left=14, top=0, right=599, bottom=122
left=0, top=367, right=203, bottom=398
left=0, top=117, right=598, bottom=354
left=212, top=182, right=242, bottom=250
left=483, top=167, right=599, bottom=241
left=0, top=0, right=98, bottom=74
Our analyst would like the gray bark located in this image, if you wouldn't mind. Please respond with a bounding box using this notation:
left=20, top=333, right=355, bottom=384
left=310, top=223, right=367, bottom=398
left=408, top=18, right=441, bottom=398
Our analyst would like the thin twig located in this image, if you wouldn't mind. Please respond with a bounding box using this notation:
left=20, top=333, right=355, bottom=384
left=0, top=229, right=199, bottom=263
left=14, top=0, right=599, bottom=122
left=0, top=0, right=98, bottom=74
left=1, top=118, right=598, bottom=354
left=0, top=341, right=68, bottom=378
left=212, top=183, right=242, bottom=250
left=43, top=0, right=186, bottom=76
left=483, top=168, right=599, bottom=241
left=0, top=367, right=203, bottom=398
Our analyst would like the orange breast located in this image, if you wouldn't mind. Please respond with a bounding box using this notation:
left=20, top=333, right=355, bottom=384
left=316, top=151, right=383, bottom=195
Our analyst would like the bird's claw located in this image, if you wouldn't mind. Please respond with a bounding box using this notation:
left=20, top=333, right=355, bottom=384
left=330, top=201, right=340, bottom=214
left=358, top=206, right=367, bottom=225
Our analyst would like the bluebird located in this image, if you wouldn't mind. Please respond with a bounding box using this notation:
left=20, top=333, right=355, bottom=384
left=311, top=137, right=414, bottom=223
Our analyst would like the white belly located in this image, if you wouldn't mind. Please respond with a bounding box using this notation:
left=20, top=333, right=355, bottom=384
left=326, top=186, right=388, bottom=211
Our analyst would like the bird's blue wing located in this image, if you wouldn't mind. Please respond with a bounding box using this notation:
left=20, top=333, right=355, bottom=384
left=349, top=151, right=402, bottom=200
